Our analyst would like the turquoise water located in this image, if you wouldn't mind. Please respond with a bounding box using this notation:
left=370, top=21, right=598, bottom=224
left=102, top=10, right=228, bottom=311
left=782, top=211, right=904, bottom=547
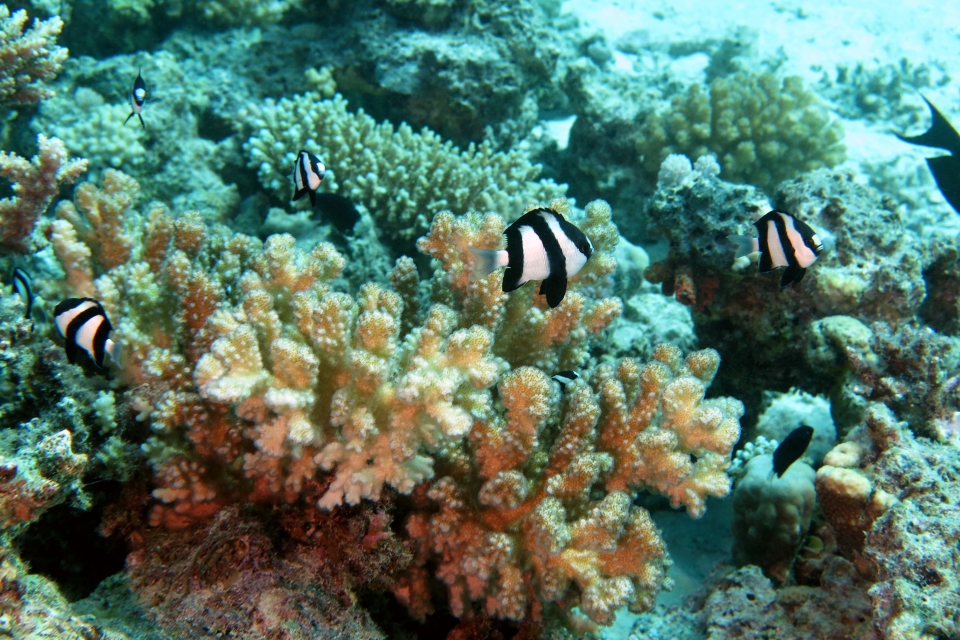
left=0, top=1, right=958, bottom=638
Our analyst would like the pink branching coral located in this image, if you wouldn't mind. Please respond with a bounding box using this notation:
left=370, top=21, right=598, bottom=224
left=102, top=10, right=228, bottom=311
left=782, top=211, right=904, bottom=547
left=0, top=6, right=67, bottom=107
left=0, top=134, right=86, bottom=252
left=48, top=172, right=744, bottom=629
left=396, top=344, right=742, bottom=626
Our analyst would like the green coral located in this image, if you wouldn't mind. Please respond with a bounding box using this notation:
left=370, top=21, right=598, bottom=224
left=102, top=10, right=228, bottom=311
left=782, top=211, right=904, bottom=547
left=638, top=71, right=846, bottom=190
left=240, top=90, right=566, bottom=248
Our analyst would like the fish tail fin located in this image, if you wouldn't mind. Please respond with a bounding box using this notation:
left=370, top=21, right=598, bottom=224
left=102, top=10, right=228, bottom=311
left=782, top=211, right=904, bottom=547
left=897, top=95, right=960, bottom=154
left=727, top=234, right=760, bottom=259
left=106, top=339, right=122, bottom=368
left=468, top=248, right=501, bottom=281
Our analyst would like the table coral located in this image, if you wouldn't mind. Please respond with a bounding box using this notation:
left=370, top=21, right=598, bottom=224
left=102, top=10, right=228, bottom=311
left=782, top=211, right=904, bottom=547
left=240, top=90, right=565, bottom=249
left=638, top=71, right=846, bottom=191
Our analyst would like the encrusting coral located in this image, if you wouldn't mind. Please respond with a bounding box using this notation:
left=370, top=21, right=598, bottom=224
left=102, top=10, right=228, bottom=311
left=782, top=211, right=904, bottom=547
left=638, top=71, right=846, bottom=191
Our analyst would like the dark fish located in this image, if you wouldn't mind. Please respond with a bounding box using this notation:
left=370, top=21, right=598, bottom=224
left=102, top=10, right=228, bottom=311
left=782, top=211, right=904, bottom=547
left=53, top=298, right=122, bottom=369
left=772, top=425, right=814, bottom=478
left=470, top=207, right=593, bottom=308
left=314, top=192, right=360, bottom=234
left=552, top=370, right=580, bottom=392
left=11, top=267, right=32, bottom=321
left=728, top=210, right=823, bottom=287
left=124, top=67, right=147, bottom=129
left=896, top=96, right=960, bottom=215
left=292, top=149, right=325, bottom=207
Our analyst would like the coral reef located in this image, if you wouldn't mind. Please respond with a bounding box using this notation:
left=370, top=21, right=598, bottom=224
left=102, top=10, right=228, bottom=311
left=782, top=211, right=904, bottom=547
left=644, top=164, right=927, bottom=397
left=0, top=134, right=87, bottom=252
left=0, top=5, right=67, bottom=108
left=397, top=344, right=741, bottom=626
left=240, top=89, right=566, bottom=249
left=638, top=71, right=846, bottom=191
left=732, top=453, right=816, bottom=583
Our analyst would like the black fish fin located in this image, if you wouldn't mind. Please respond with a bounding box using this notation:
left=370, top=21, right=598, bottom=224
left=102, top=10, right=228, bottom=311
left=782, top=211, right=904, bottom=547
left=137, top=113, right=145, bottom=130
left=927, top=155, right=960, bottom=216
left=292, top=187, right=305, bottom=202
left=308, top=189, right=317, bottom=207
left=539, top=273, right=567, bottom=308
left=501, top=266, right=524, bottom=293
left=896, top=96, right=960, bottom=154
left=123, top=112, right=134, bottom=126
left=758, top=250, right=774, bottom=273
left=780, top=264, right=805, bottom=287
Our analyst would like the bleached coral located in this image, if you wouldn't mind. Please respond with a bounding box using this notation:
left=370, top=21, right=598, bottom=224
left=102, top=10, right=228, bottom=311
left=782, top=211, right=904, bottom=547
left=240, top=90, right=566, bottom=247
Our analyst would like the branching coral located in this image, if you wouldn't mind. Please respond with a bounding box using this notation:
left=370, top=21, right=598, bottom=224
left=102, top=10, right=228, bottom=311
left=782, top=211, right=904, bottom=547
left=48, top=169, right=743, bottom=629
left=638, top=71, right=846, bottom=190
left=240, top=90, right=566, bottom=248
left=0, top=134, right=86, bottom=252
left=397, top=344, right=741, bottom=625
left=0, top=5, right=67, bottom=108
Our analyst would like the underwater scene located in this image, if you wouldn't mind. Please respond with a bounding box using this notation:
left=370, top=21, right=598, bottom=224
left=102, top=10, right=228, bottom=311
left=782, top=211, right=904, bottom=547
left=0, top=0, right=958, bottom=638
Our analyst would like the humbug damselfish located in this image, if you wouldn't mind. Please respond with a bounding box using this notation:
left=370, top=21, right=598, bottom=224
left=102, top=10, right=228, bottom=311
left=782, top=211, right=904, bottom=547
left=470, top=207, right=594, bottom=308
left=54, top=298, right=122, bottom=370
left=727, top=210, right=823, bottom=287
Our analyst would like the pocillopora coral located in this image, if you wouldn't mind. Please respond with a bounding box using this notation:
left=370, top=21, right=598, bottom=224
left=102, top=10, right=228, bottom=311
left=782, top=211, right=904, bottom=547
left=48, top=170, right=743, bottom=627
left=638, top=71, right=846, bottom=190
left=240, top=90, right=566, bottom=248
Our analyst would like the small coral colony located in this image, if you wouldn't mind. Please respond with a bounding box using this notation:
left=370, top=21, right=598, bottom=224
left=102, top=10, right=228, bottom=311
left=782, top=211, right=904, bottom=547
left=1, top=1, right=960, bottom=638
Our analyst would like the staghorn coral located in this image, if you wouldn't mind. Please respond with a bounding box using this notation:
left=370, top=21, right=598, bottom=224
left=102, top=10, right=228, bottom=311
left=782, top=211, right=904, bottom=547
left=0, top=5, right=67, bottom=108
left=240, top=90, right=566, bottom=248
left=638, top=71, right=846, bottom=191
left=397, top=344, right=741, bottom=626
left=0, top=133, right=86, bottom=252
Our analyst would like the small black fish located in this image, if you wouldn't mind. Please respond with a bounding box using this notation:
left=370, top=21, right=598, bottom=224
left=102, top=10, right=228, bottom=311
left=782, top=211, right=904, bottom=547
left=552, top=370, right=580, bottom=392
left=728, top=210, right=823, bottom=287
left=896, top=96, right=960, bottom=215
left=11, top=267, right=32, bottom=321
left=54, top=298, right=122, bottom=370
left=292, top=150, right=325, bottom=207
left=124, top=67, right=147, bottom=129
left=314, top=192, right=360, bottom=234
left=470, top=207, right=593, bottom=308
left=772, top=425, right=814, bottom=478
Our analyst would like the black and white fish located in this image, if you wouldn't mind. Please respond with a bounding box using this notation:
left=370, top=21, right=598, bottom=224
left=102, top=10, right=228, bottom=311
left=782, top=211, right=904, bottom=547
left=470, top=207, right=593, bottom=308
left=896, top=95, right=960, bottom=215
left=11, top=267, right=33, bottom=321
left=54, top=298, right=122, bottom=370
left=727, top=210, right=823, bottom=287
left=552, top=370, right=580, bottom=392
left=292, top=150, right=326, bottom=207
left=772, top=425, right=814, bottom=477
left=124, top=68, right=147, bottom=129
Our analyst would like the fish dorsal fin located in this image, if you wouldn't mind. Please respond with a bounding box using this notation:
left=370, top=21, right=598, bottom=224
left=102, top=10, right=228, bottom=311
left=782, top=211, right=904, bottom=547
left=897, top=96, right=960, bottom=155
